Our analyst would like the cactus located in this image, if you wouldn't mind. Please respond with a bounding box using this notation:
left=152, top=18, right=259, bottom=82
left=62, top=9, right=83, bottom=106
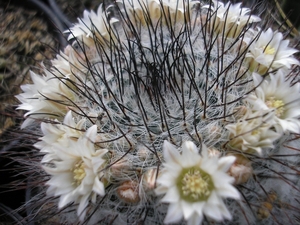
left=10, top=0, right=300, bottom=224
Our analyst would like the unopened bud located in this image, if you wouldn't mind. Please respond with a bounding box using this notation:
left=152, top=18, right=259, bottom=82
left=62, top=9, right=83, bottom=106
left=142, top=168, right=158, bottom=190
left=228, top=154, right=253, bottom=185
left=117, top=180, right=140, bottom=204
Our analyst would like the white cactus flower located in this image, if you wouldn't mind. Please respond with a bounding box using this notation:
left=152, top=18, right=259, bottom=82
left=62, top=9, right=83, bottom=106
left=246, top=70, right=300, bottom=133
left=246, top=28, right=299, bottom=74
left=41, top=125, right=108, bottom=220
left=116, top=0, right=161, bottom=25
left=161, top=0, right=200, bottom=23
left=67, top=4, right=118, bottom=46
left=34, top=111, right=86, bottom=163
left=225, top=109, right=280, bottom=155
left=203, top=0, right=261, bottom=38
left=155, top=140, right=240, bottom=225
left=16, top=69, right=78, bottom=128
left=117, top=0, right=199, bottom=26
left=15, top=47, right=91, bottom=128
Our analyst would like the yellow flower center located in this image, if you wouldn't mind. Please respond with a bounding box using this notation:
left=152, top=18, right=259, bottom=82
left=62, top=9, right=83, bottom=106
left=73, top=160, right=86, bottom=186
left=251, top=129, right=260, bottom=136
left=265, top=97, right=285, bottom=118
left=177, top=167, right=214, bottom=202
left=263, top=45, right=276, bottom=55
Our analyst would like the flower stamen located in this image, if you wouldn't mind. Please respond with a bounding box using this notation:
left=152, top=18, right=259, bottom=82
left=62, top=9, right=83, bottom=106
left=178, top=167, right=214, bottom=202
left=73, top=160, right=86, bottom=186
left=263, top=45, right=276, bottom=55
left=251, top=129, right=260, bottom=136
left=266, top=97, right=285, bottom=117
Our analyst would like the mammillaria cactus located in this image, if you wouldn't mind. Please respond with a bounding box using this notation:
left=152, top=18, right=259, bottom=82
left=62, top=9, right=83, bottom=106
left=11, top=0, right=300, bottom=224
